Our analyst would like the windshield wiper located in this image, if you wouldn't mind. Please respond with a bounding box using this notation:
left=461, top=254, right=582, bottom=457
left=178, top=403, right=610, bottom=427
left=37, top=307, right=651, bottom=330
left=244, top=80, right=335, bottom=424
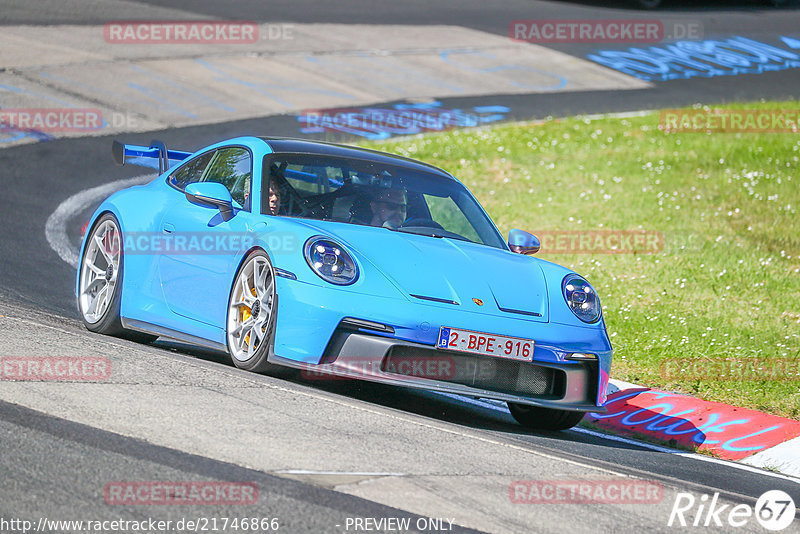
left=395, top=226, right=473, bottom=243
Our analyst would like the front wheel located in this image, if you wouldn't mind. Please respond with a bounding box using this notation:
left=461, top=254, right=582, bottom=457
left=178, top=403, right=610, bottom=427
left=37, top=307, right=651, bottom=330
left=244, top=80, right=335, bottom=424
left=226, top=250, right=281, bottom=373
left=507, top=402, right=586, bottom=431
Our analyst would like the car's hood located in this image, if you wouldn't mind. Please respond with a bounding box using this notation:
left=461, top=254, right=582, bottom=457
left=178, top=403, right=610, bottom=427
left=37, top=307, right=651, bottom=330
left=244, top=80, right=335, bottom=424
left=296, top=220, right=549, bottom=322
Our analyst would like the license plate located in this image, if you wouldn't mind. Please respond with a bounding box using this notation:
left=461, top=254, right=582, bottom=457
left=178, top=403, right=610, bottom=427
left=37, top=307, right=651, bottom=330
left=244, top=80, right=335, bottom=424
left=436, top=327, right=534, bottom=362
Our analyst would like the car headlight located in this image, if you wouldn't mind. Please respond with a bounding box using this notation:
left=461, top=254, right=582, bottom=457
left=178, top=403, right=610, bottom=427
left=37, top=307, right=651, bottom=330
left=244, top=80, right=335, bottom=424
left=562, top=275, right=601, bottom=323
left=304, top=236, right=358, bottom=285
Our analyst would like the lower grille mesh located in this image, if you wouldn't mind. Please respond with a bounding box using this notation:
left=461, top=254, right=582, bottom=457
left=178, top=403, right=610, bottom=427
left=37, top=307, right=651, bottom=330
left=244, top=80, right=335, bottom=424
left=384, top=347, right=561, bottom=398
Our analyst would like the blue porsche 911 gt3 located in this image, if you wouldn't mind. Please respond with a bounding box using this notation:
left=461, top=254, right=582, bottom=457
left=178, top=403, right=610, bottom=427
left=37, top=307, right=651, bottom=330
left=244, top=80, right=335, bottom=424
left=77, top=136, right=612, bottom=430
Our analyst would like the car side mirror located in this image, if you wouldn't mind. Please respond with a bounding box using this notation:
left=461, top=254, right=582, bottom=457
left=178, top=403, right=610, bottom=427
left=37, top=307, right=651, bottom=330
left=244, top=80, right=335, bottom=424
left=508, top=229, right=540, bottom=255
left=185, top=182, right=234, bottom=221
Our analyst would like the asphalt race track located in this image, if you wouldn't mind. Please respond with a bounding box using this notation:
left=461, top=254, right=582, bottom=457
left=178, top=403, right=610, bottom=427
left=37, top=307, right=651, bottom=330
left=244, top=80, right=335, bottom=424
left=1, top=1, right=800, bottom=533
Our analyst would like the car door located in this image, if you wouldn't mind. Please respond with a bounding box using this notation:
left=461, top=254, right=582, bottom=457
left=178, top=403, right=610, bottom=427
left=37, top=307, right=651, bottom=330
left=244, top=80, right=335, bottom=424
left=158, top=146, right=257, bottom=328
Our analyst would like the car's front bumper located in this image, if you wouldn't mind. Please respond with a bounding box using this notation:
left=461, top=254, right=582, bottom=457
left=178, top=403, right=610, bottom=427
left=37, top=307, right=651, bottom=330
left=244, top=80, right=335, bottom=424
left=271, top=276, right=611, bottom=411
left=270, top=324, right=606, bottom=413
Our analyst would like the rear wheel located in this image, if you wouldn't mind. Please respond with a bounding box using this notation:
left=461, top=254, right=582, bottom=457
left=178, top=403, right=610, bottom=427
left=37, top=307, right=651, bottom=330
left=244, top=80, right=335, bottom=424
left=633, top=0, right=662, bottom=8
left=507, top=402, right=586, bottom=431
left=77, top=213, right=156, bottom=342
left=226, top=250, right=281, bottom=373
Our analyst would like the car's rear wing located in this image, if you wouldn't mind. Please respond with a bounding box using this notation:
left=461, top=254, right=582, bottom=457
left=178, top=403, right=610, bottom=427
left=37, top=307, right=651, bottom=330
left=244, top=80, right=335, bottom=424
left=112, top=139, right=192, bottom=174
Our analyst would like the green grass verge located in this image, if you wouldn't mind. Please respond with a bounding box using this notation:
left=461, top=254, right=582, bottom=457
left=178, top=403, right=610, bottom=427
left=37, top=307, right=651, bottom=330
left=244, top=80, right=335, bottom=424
left=359, top=100, right=800, bottom=419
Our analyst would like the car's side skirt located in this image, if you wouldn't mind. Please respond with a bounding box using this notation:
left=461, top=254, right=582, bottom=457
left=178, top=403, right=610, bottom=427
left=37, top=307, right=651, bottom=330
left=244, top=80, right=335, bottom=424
left=121, top=317, right=228, bottom=352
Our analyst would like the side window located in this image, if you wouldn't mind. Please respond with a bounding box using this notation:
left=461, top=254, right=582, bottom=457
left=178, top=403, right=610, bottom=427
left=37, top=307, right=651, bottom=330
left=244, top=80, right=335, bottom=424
left=168, top=152, right=214, bottom=190
left=201, top=147, right=252, bottom=209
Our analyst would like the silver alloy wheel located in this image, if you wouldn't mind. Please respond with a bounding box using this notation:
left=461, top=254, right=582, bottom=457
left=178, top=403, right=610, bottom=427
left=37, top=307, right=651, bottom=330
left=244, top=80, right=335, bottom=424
left=79, top=219, right=121, bottom=324
left=227, top=254, right=275, bottom=362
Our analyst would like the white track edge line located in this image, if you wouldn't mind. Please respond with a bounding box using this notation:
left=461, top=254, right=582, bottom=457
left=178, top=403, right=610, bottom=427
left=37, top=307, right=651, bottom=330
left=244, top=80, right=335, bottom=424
left=45, top=175, right=154, bottom=268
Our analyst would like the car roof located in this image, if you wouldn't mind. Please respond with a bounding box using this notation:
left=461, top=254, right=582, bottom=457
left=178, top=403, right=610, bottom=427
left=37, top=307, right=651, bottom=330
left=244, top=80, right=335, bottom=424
left=259, top=137, right=455, bottom=180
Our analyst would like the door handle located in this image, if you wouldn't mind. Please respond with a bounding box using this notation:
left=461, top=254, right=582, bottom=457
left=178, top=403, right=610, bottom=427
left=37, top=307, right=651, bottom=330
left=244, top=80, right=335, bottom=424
left=162, top=223, right=175, bottom=234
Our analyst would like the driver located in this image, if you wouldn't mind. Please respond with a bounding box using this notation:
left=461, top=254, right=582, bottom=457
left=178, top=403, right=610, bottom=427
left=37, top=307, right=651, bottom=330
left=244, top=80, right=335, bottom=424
left=265, top=180, right=281, bottom=215
left=369, top=188, right=407, bottom=229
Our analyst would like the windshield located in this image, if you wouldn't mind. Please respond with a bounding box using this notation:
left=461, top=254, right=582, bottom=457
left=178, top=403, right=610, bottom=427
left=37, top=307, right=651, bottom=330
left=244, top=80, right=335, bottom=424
left=262, top=153, right=506, bottom=249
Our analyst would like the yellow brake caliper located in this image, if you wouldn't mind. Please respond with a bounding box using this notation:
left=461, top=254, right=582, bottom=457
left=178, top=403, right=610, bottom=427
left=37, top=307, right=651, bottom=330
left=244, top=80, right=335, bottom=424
left=241, top=286, right=258, bottom=347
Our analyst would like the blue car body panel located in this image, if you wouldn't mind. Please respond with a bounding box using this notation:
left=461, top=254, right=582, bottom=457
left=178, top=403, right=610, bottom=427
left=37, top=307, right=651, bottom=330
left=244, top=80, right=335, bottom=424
left=77, top=136, right=612, bottom=409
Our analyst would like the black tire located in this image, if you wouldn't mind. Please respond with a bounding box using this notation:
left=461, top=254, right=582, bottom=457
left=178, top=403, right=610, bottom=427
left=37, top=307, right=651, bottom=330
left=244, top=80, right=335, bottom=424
left=634, top=0, right=662, bottom=8
left=507, top=402, right=586, bottom=431
left=225, top=250, right=283, bottom=374
left=77, top=213, right=157, bottom=343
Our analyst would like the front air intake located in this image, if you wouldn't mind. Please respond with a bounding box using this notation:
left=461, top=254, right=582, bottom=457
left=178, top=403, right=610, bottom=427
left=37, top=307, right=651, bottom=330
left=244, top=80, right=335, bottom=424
left=383, top=346, right=564, bottom=398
